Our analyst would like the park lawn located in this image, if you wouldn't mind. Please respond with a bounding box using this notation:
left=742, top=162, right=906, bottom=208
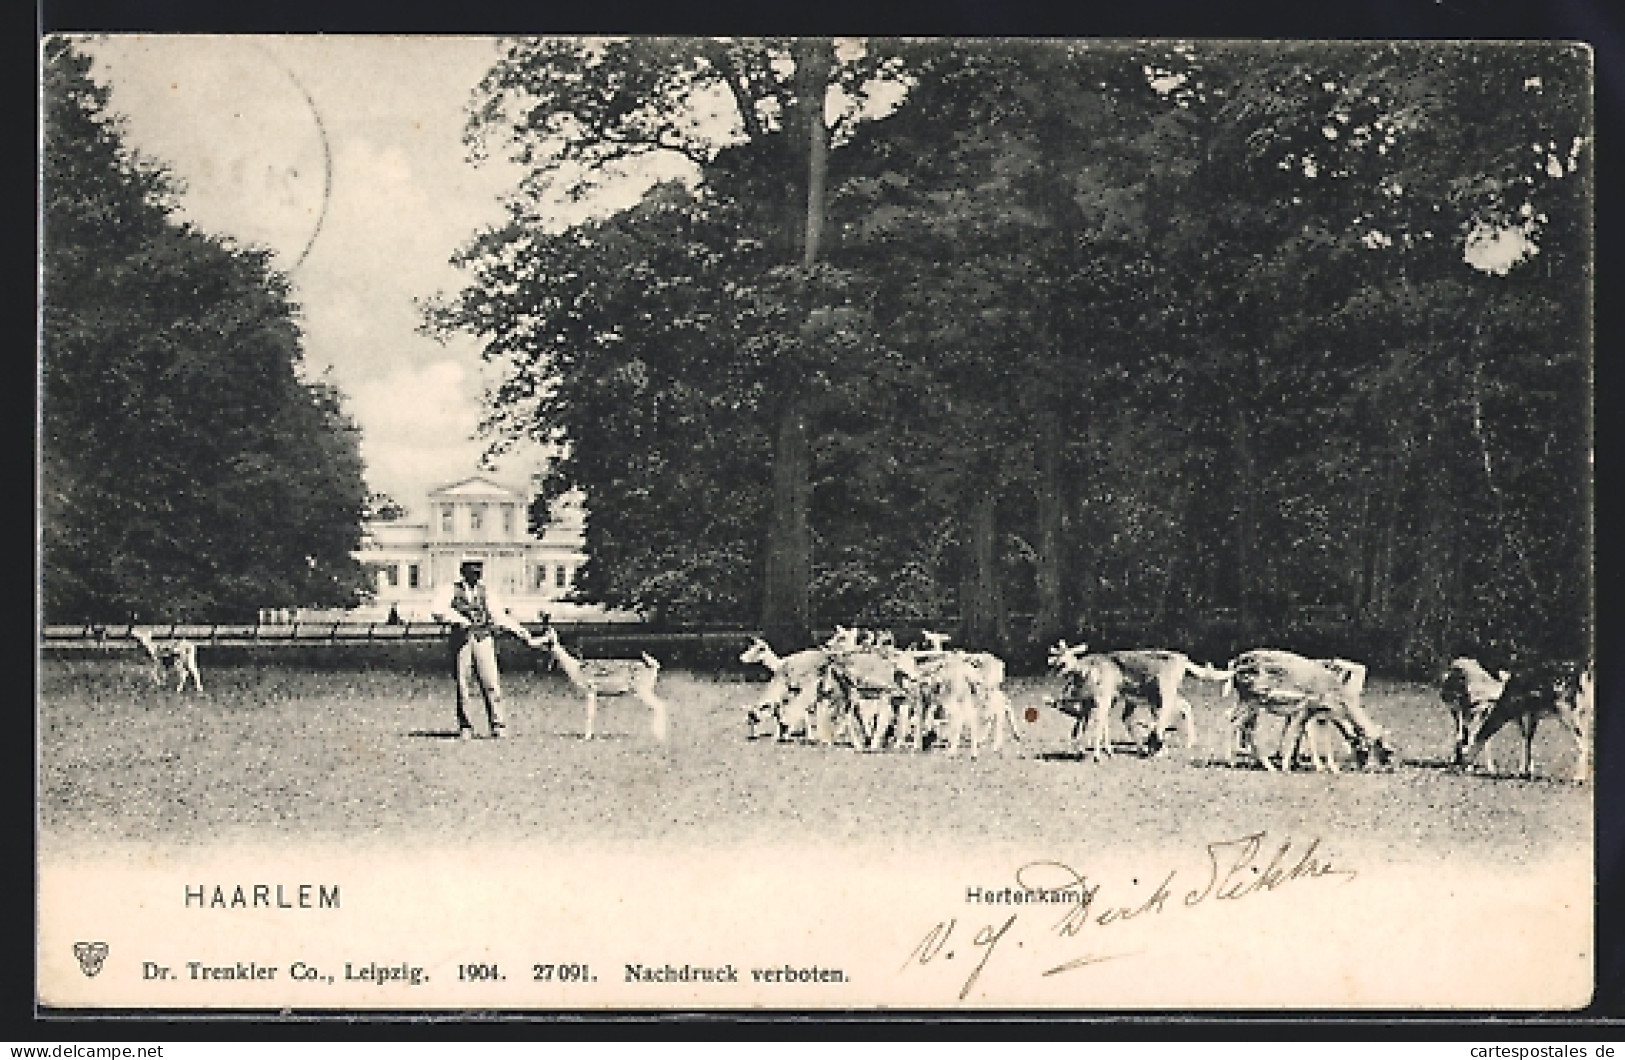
left=38, top=656, right=1589, bottom=863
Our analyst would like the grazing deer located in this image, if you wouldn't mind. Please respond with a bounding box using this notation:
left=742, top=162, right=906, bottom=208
left=1441, top=658, right=1510, bottom=770
left=1043, top=651, right=1119, bottom=762
left=535, top=626, right=667, bottom=742
left=131, top=629, right=202, bottom=692
left=823, top=645, right=918, bottom=751
left=914, top=652, right=991, bottom=757
left=1224, top=649, right=1396, bottom=773
left=1459, top=660, right=1589, bottom=782
left=1279, top=658, right=1370, bottom=773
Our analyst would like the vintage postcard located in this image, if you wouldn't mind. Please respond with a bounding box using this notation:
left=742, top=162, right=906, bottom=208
left=37, top=35, right=1594, bottom=1012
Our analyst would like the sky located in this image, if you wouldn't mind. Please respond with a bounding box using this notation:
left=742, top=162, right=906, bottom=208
left=78, top=35, right=612, bottom=514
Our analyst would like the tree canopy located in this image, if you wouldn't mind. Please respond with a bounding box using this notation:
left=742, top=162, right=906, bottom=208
left=437, top=38, right=1589, bottom=673
left=41, top=38, right=370, bottom=623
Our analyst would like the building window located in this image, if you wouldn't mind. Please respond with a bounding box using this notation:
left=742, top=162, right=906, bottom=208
left=556, top=565, right=569, bottom=589
left=407, top=564, right=420, bottom=589
left=470, top=504, right=485, bottom=533
left=535, top=564, right=549, bottom=590
left=502, top=505, right=515, bottom=537
left=384, top=565, right=399, bottom=588
left=440, top=506, right=454, bottom=534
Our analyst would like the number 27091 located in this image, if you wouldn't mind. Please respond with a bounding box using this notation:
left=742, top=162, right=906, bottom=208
left=533, top=963, right=594, bottom=982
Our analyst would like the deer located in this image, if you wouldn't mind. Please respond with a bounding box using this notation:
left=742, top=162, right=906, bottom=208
left=1459, top=660, right=1590, bottom=782
left=1048, top=641, right=1222, bottom=756
left=909, top=631, right=1021, bottom=753
left=1224, top=649, right=1396, bottom=773
left=533, top=626, right=667, bottom=743
left=737, top=636, right=831, bottom=741
left=131, top=629, right=202, bottom=692
left=1233, top=658, right=1369, bottom=773
left=1441, top=658, right=1510, bottom=770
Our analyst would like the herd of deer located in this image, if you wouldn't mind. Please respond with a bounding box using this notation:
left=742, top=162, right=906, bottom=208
left=738, top=630, right=1593, bottom=782
left=739, top=627, right=1023, bottom=757
left=121, top=625, right=1591, bottom=781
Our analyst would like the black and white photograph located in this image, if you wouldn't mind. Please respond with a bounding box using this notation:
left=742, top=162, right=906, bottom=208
left=37, top=34, right=1595, bottom=1011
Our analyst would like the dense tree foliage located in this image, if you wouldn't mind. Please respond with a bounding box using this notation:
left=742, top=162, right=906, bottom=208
left=455, top=37, right=906, bottom=646
left=440, top=38, right=1589, bottom=674
left=41, top=38, right=370, bottom=623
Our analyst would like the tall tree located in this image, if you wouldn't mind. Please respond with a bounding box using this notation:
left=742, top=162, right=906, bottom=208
left=431, top=180, right=782, bottom=621
left=459, top=36, right=902, bottom=648
left=834, top=42, right=1166, bottom=651
left=41, top=38, right=369, bottom=622
left=757, top=36, right=833, bottom=647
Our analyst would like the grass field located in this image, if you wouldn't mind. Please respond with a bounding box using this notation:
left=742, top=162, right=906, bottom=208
left=38, top=655, right=1589, bottom=862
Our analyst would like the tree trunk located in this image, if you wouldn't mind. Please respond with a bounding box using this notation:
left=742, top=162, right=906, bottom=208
left=1374, top=436, right=1411, bottom=616
left=1350, top=479, right=1371, bottom=616
left=762, top=396, right=813, bottom=649
left=759, top=39, right=832, bottom=650
left=798, top=40, right=830, bottom=269
left=1466, top=355, right=1539, bottom=599
left=1231, top=403, right=1259, bottom=644
left=1446, top=514, right=1466, bottom=652
left=1360, top=433, right=1406, bottom=622
left=1033, top=407, right=1066, bottom=648
left=1156, top=480, right=1199, bottom=633
left=959, top=467, right=1009, bottom=653
left=1400, top=461, right=1453, bottom=671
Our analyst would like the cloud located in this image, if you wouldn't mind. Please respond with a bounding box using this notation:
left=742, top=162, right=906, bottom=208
left=348, top=359, right=485, bottom=501
left=341, top=354, right=550, bottom=506
left=352, top=359, right=475, bottom=434
left=334, top=140, right=430, bottom=221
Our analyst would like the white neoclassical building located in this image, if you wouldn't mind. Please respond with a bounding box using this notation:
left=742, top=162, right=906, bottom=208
left=350, top=476, right=628, bottom=623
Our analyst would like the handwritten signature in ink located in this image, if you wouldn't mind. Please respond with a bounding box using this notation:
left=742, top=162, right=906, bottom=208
left=900, top=831, right=1357, bottom=1000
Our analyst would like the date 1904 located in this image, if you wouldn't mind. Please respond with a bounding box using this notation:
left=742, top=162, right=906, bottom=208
left=455, top=963, right=598, bottom=983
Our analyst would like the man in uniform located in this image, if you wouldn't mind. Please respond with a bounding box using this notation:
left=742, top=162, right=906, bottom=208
left=430, top=558, right=536, bottom=740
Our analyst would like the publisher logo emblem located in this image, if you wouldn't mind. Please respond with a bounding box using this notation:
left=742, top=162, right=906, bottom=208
left=73, top=941, right=109, bottom=977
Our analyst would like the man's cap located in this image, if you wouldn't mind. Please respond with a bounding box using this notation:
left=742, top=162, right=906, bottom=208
left=459, top=557, right=485, bottom=567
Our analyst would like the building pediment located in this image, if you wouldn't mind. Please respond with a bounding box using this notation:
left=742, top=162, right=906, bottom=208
left=428, top=475, right=522, bottom=500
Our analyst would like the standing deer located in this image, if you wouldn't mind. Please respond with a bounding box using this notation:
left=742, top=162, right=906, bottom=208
left=738, top=636, right=829, bottom=741
left=535, top=626, right=668, bottom=743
